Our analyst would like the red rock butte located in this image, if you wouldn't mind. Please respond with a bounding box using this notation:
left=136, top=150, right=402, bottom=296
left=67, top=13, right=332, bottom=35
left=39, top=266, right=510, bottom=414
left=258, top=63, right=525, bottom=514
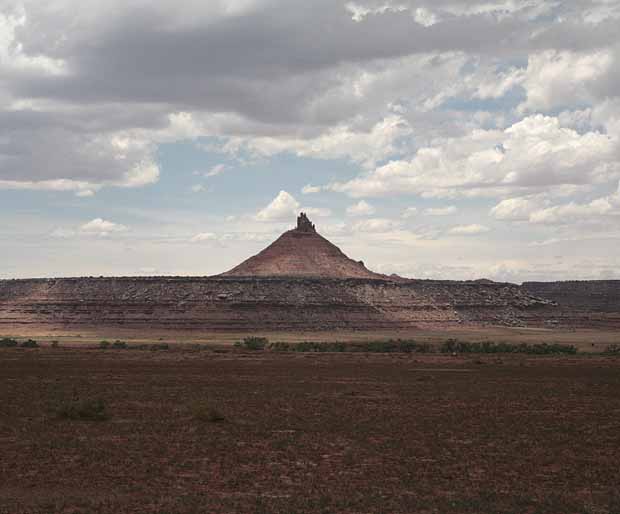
left=222, top=213, right=384, bottom=279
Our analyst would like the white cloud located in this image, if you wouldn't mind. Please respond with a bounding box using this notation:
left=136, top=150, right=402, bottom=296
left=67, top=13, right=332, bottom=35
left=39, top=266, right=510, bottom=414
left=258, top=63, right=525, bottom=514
left=425, top=205, right=457, bottom=216
left=191, top=184, right=209, bottom=193
left=206, top=164, right=227, bottom=177
left=519, top=50, right=613, bottom=113
left=80, top=218, right=128, bottom=236
left=50, top=228, right=76, bottom=239
left=448, top=224, right=490, bottom=235
left=529, top=185, right=620, bottom=225
left=303, top=207, right=332, bottom=217
left=490, top=196, right=542, bottom=221
left=352, top=218, right=401, bottom=233
left=412, top=7, right=438, bottom=27
left=491, top=182, right=620, bottom=225
left=401, top=207, right=418, bottom=219
left=226, top=116, right=412, bottom=170
left=347, top=200, right=376, bottom=216
left=255, top=190, right=300, bottom=221
left=329, top=115, right=619, bottom=198
left=191, top=232, right=217, bottom=242
left=301, top=184, right=321, bottom=194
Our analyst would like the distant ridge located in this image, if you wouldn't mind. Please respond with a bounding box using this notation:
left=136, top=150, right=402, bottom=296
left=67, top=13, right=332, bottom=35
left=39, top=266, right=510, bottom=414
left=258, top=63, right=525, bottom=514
left=221, top=213, right=384, bottom=279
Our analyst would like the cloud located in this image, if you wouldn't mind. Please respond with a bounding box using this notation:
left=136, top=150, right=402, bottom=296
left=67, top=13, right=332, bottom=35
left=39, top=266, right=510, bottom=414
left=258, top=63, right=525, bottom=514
left=490, top=182, right=620, bottom=225
left=519, top=50, right=613, bottom=113
left=191, top=184, right=209, bottom=193
left=347, top=200, right=376, bottom=216
left=255, top=190, right=300, bottom=221
left=3, top=0, right=619, bottom=199
left=191, top=232, right=217, bottom=242
left=80, top=218, right=128, bottom=236
left=448, top=224, right=490, bottom=235
left=225, top=115, right=413, bottom=169
left=352, top=217, right=401, bottom=232
left=205, top=164, right=227, bottom=177
left=490, top=196, right=540, bottom=221
left=301, top=184, right=321, bottom=194
left=303, top=207, right=332, bottom=217
left=329, top=115, right=619, bottom=198
left=529, top=184, right=620, bottom=224
left=50, top=228, right=76, bottom=239
left=401, top=207, right=418, bottom=219
left=425, top=205, right=457, bottom=216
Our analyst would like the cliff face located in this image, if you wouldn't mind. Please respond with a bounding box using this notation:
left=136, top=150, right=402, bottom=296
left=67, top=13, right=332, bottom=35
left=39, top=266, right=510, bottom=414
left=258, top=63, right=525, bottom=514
left=0, top=276, right=549, bottom=332
left=521, top=280, right=620, bottom=328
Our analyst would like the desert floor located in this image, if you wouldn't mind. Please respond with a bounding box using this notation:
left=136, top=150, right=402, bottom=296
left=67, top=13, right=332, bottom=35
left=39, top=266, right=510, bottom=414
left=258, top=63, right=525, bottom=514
left=1, top=346, right=619, bottom=513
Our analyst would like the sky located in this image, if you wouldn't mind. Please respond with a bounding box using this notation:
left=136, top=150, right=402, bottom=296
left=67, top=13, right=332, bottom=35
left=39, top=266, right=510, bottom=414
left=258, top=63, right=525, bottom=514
left=1, top=0, right=620, bottom=283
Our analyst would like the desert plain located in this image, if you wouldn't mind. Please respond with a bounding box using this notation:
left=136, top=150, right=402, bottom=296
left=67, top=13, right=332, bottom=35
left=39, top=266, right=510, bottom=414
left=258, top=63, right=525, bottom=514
left=2, top=342, right=620, bottom=514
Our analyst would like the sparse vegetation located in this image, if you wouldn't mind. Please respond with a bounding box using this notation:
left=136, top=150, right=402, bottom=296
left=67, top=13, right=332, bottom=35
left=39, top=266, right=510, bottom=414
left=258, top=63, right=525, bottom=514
left=269, top=339, right=432, bottom=353
left=99, top=340, right=170, bottom=351
left=236, top=336, right=269, bottom=350
left=55, top=397, right=108, bottom=421
left=20, top=339, right=39, bottom=348
left=266, top=339, right=580, bottom=354
left=0, top=337, right=19, bottom=348
left=440, top=339, right=578, bottom=355
left=604, top=344, right=620, bottom=355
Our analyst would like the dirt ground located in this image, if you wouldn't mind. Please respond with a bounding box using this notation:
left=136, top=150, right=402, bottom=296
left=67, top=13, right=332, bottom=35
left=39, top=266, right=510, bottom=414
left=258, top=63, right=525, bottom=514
left=1, top=347, right=619, bottom=513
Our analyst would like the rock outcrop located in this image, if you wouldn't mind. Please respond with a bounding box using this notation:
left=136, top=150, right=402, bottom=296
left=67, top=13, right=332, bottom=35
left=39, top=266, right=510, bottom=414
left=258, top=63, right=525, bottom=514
left=521, top=280, right=620, bottom=328
left=0, top=276, right=550, bottom=333
left=222, top=213, right=384, bottom=279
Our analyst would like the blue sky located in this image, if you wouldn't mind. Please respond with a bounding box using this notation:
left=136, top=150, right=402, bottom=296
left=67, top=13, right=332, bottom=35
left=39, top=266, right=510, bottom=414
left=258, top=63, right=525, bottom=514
left=1, top=1, right=620, bottom=282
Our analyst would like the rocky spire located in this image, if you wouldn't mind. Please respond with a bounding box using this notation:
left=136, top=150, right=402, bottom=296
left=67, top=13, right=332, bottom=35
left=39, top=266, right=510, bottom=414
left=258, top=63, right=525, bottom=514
left=296, top=212, right=316, bottom=233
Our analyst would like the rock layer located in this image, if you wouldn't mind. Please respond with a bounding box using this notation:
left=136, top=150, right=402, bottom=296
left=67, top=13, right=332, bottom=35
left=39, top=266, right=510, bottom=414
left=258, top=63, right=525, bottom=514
left=522, top=280, right=620, bottom=329
left=0, top=276, right=550, bottom=332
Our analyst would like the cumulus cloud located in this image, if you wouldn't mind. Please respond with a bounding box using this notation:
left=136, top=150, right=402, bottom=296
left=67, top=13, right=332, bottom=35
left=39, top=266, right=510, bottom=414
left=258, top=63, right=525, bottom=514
left=255, top=190, right=300, bottom=221
left=329, top=115, right=620, bottom=198
left=352, top=218, right=402, bottom=232
left=448, top=224, right=490, bottom=235
left=301, top=184, right=321, bottom=194
left=401, top=207, right=418, bottom=219
left=225, top=115, right=413, bottom=169
left=425, top=205, right=457, bottom=216
left=347, top=200, right=376, bottom=216
left=80, top=218, right=128, bottom=236
left=519, top=50, right=613, bottom=113
left=491, top=182, right=620, bottom=225
left=191, top=232, right=218, bottom=242
left=490, top=196, right=542, bottom=221
left=529, top=183, right=620, bottom=224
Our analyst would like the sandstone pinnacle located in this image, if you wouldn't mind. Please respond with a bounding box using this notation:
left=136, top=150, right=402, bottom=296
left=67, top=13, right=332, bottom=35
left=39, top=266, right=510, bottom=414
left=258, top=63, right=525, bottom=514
left=221, top=214, right=384, bottom=279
